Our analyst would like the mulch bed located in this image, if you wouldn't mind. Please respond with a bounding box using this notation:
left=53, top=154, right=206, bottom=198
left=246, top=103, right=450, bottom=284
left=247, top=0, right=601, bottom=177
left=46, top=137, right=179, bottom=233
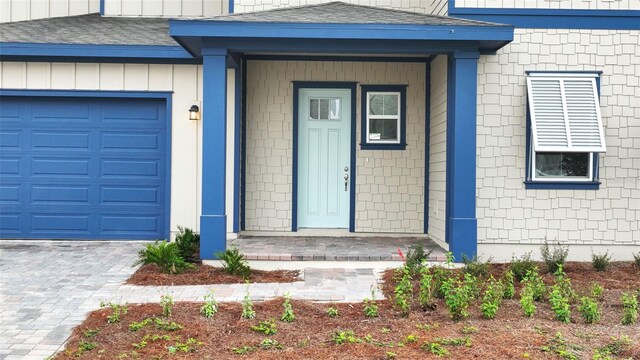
left=126, top=263, right=301, bottom=286
left=56, top=262, right=639, bottom=359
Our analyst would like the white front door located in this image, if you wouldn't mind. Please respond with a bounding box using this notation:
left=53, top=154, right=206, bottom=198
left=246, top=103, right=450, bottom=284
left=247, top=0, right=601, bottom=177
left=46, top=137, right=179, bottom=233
left=297, top=88, right=351, bottom=228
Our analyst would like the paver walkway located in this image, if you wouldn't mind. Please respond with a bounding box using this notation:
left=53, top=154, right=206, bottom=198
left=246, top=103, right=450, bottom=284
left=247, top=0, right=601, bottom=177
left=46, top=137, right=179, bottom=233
left=231, top=235, right=447, bottom=261
left=0, top=241, right=386, bottom=360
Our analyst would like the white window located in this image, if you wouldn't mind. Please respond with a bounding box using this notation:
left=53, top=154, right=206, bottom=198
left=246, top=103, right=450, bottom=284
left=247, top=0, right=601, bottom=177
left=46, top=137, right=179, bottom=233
left=310, top=98, right=340, bottom=120
left=366, top=92, right=400, bottom=143
left=527, top=73, right=605, bottom=182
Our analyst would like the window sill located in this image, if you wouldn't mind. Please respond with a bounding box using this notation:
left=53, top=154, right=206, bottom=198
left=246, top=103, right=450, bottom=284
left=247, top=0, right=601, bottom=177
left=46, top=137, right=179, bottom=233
left=524, top=181, right=600, bottom=190
left=360, top=143, right=407, bottom=150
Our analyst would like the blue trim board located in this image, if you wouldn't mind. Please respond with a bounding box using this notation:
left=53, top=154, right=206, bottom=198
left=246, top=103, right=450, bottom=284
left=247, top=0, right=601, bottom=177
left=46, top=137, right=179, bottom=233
left=229, top=0, right=234, bottom=13
left=232, top=61, right=242, bottom=233
left=448, top=0, right=640, bottom=30
left=100, top=0, right=105, bottom=15
left=424, top=56, right=433, bottom=234
left=291, top=81, right=358, bottom=232
left=0, top=89, right=173, bottom=241
left=0, top=43, right=197, bottom=64
left=359, top=85, right=407, bottom=151
left=240, top=57, right=247, bottom=231
left=200, top=55, right=228, bottom=259
left=245, top=55, right=430, bottom=63
left=524, top=70, right=602, bottom=190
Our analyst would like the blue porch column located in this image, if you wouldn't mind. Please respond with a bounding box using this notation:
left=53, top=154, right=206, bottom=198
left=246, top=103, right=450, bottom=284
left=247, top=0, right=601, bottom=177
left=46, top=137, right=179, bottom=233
left=200, top=51, right=228, bottom=260
left=446, top=51, right=479, bottom=262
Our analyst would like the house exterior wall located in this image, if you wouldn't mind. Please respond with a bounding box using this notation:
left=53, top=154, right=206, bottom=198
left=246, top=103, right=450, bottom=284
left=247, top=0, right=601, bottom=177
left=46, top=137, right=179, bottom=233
left=428, top=55, right=447, bottom=244
left=455, top=0, right=639, bottom=10
left=0, top=61, right=237, bottom=238
left=244, top=60, right=426, bottom=233
left=0, top=0, right=100, bottom=23
left=475, top=29, right=640, bottom=261
left=102, top=0, right=227, bottom=17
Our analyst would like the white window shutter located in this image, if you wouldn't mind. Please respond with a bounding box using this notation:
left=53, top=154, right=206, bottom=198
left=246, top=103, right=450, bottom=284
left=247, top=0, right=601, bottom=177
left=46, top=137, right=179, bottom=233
left=527, top=74, right=606, bottom=153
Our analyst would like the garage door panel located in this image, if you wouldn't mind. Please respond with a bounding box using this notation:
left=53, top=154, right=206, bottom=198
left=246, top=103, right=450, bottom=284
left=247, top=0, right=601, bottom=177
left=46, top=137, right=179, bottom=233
left=0, top=96, right=167, bottom=240
left=31, top=131, right=91, bottom=150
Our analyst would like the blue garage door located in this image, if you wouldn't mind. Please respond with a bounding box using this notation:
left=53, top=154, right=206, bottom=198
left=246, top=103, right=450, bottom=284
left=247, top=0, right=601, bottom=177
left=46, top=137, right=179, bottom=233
left=0, top=96, right=168, bottom=240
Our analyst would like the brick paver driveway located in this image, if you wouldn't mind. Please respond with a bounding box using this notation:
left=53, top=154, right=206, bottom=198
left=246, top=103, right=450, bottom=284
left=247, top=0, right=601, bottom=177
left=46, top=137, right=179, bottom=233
left=0, top=241, right=143, bottom=360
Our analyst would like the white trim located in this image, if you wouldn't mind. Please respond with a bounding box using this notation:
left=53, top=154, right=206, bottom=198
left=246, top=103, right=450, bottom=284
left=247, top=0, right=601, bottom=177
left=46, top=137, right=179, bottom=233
left=528, top=72, right=600, bottom=78
left=365, top=91, right=401, bottom=144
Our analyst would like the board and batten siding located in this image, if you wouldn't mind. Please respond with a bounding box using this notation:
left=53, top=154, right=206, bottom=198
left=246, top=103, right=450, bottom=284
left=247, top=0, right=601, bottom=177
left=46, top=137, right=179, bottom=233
left=244, top=60, right=426, bottom=233
left=475, top=29, right=640, bottom=261
left=428, top=55, right=447, bottom=244
left=455, top=0, right=639, bottom=10
left=102, top=0, right=226, bottom=17
left=0, top=0, right=100, bottom=23
left=0, top=61, right=238, bottom=239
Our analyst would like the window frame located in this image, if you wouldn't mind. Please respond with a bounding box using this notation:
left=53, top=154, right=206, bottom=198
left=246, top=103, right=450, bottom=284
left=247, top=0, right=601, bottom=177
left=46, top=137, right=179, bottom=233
left=360, top=85, right=407, bottom=150
left=524, top=71, right=603, bottom=190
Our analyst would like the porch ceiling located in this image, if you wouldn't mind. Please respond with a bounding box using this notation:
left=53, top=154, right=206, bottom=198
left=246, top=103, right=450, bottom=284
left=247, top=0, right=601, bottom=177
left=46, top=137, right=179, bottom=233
left=170, top=2, right=514, bottom=58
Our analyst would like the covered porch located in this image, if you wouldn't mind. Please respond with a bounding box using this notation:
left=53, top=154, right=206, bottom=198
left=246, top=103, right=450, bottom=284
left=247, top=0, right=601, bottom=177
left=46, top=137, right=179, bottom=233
left=169, top=2, right=514, bottom=261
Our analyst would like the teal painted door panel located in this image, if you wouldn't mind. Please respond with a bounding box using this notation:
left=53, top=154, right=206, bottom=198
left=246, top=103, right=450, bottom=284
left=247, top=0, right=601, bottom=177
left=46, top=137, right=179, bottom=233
left=298, top=89, right=351, bottom=228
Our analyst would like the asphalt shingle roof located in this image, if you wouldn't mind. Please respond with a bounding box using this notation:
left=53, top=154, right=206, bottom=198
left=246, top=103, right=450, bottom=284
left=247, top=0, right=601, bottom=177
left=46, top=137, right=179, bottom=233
left=0, top=13, right=177, bottom=46
left=191, top=1, right=506, bottom=27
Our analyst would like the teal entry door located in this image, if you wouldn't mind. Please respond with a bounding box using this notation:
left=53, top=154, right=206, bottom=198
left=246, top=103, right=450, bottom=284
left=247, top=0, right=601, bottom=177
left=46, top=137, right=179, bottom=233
left=297, top=88, right=351, bottom=229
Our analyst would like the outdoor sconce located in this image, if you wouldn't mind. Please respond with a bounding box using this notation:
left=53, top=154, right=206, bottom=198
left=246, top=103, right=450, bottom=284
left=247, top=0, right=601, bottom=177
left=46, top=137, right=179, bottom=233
left=189, top=105, right=200, bottom=121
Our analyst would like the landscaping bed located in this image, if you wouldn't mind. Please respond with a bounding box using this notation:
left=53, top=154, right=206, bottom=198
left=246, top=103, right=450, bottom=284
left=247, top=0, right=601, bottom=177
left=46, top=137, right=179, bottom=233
left=127, top=263, right=301, bottom=286
left=56, top=261, right=639, bottom=359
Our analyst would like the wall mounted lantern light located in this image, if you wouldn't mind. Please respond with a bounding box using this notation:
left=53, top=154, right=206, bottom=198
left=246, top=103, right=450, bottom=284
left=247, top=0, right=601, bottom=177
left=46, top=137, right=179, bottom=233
left=189, top=105, right=200, bottom=121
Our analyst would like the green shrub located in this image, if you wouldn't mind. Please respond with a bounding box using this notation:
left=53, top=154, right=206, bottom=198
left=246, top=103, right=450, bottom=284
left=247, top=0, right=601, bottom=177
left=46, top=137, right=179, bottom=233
left=462, top=255, right=492, bottom=278
left=480, top=276, right=503, bottom=319
left=333, top=330, right=361, bottom=345
left=509, top=252, right=536, bottom=281
left=549, top=271, right=572, bottom=323
left=405, top=243, right=432, bottom=274
left=621, top=292, right=638, bottom=325
left=281, top=293, right=295, bottom=322
left=251, top=320, right=277, bottom=335
left=540, top=240, right=569, bottom=274
left=577, top=296, right=600, bottom=324
left=520, top=285, right=536, bottom=317
left=175, top=226, right=200, bottom=262
left=632, top=252, right=640, bottom=268
left=200, top=290, right=218, bottom=318
left=502, top=270, right=515, bottom=299
left=442, top=273, right=475, bottom=321
left=100, top=301, right=128, bottom=324
left=591, top=251, right=611, bottom=272
left=216, top=246, right=251, bottom=279
left=589, top=282, right=604, bottom=299
left=418, top=268, right=436, bottom=310
left=423, top=342, right=449, bottom=357
left=326, top=307, right=339, bottom=318
left=135, top=241, right=193, bottom=274
left=363, top=298, right=379, bottom=318
left=394, top=266, right=413, bottom=316
left=522, top=267, right=546, bottom=301
left=241, top=290, right=256, bottom=320
left=432, top=266, right=449, bottom=299
left=160, top=294, right=173, bottom=317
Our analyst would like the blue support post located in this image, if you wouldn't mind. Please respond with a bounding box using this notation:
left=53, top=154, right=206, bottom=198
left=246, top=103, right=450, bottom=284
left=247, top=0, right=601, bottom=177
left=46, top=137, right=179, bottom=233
left=200, top=51, right=228, bottom=260
left=446, top=51, right=479, bottom=262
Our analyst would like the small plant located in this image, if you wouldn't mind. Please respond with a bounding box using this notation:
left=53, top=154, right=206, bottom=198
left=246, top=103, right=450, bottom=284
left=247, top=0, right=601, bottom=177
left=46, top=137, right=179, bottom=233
left=403, top=334, right=419, bottom=344
left=171, top=338, right=203, bottom=353
left=394, top=266, right=413, bottom=316
left=441, top=273, right=475, bottom=321
left=200, top=290, right=218, bottom=318
left=633, top=252, right=640, bottom=268
left=423, top=342, right=449, bottom=357
left=251, top=319, right=278, bottom=335
left=129, top=318, right=151, bottom=332
left=83, top=329, right=99, bottom=338
left=431, top=266, right=449, bottom=299
left=434, top=337, right=472, bottom=347
left=216, top=246, right=251, bottom=279
left=594, top=336, right=631, bottom=359
left=386, top=351, right=398, bottom=359
left=520, top=284, right=536, bottom=317
left=540, top=240, right=569, bottom=274
left=509, top=252, right=536, bottom=281
left=281, top=293, right=295, bottom=322
left=333, top=330, right=361, bottom=345
left=154, top=318, right=183, bottom=331
left=480, top=276, right=503, bottom=319
left=460, top=326, right=478, bottom=335
left=502, top=270, right=515, bottom=299
left=100, top=301, right=129, bottom=324
left=549, top=283, right=571, bottom=323
left=621, top=292, right=638, bottom=325
left=259, top=338, right=284, bottom=350
left=404, top=243, right=432, bottom=274
left=132, top=340, right=147, bottom=350
left=591, top=251, right=611, bottom=272
left=363, top=287, right=379, bottom=318
left=134, top=241, right=193, bottom=274
left=232, top=346, right=255, bottom=355
left=462, top=255, right=492, bottom=278
left=553, top=265, right=576, bottom=300
left=589, top=282, right=604, bottom=299
left=577, top=296, right=600, bottom=324
left=418, top=267, right=436, bottom=310
left=522, top=267, right=546, bottom=301
left=241, top=289, right=256, bottom=320
left=540, top=332, right=579, bottom=360
left=160, top=294, right=173, bottom=317
left=326, top=306, right=339, bottom=318
left=78, top=341, right=97, bottom=352
left=174, top=226, right=200, bottom=262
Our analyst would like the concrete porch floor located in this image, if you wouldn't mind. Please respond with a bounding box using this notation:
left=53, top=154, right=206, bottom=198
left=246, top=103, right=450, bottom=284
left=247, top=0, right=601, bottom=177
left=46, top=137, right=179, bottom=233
left=229, top=235, right=447, bottom=261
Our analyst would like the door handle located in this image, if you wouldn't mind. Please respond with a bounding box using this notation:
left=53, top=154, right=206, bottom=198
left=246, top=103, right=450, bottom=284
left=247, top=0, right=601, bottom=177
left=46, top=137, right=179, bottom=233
left=343, top=173, right=349, bottom=191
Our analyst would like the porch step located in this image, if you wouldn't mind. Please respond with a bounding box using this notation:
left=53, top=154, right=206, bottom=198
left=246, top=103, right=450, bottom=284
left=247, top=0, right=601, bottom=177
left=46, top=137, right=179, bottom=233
left=230, top=236, right=447, bottom=262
